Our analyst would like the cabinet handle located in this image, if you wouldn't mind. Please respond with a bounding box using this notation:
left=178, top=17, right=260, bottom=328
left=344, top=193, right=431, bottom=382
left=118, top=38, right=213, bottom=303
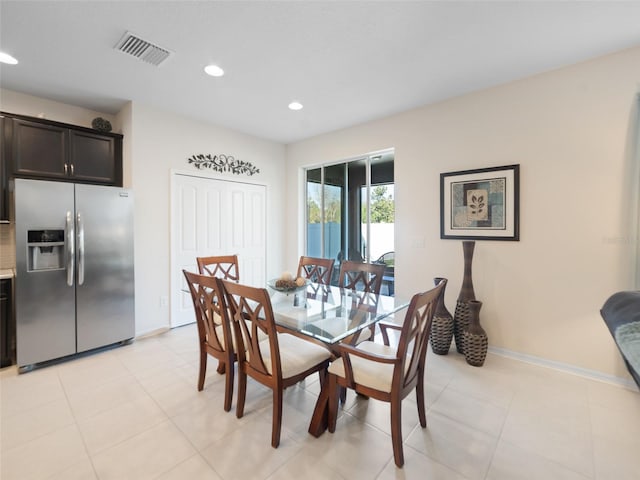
left=64, top=164, right=68, bottom=175
left=70, top=164, right=74, bottom=176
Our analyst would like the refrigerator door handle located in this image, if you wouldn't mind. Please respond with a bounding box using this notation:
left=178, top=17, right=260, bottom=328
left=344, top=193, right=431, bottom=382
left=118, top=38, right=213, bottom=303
left=77, top=212, right=85, bottom=285
left=66, top=211, right=75, bottom=286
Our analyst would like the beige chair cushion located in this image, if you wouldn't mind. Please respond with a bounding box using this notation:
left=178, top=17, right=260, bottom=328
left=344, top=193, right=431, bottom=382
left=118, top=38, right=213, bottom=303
left=211, top=323, right=236, bottom=352
left=258, top=333, right=331, bottom=379
left=210, top=313, right=267, bottom=353
left=328, top=341, right=405, bottom=393
left=354, top=327, right=372, bottom=343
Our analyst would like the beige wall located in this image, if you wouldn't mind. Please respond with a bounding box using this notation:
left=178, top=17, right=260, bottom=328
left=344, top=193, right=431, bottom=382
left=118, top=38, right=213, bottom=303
left=285, top=47, right=640, bottom=382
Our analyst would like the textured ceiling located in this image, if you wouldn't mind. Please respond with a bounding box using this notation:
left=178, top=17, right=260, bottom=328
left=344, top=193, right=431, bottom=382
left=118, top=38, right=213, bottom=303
left=1, top=1, right=640, bottom=144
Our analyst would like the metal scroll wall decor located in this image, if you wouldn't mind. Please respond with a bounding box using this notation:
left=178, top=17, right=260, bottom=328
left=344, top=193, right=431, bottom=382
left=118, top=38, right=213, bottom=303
left=187, top=154, right=260, bottom=176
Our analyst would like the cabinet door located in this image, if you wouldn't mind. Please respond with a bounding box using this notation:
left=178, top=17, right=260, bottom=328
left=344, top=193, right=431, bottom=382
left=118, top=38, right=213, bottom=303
left=69, top=130, right=117, bottom=184
left=12, top=118, right=68, bottom=178
left=0, top=116, right=7, bottom=221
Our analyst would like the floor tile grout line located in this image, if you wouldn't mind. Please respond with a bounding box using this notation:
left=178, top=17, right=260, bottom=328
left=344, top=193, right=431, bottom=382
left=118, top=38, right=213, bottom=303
left=125, top=345, right=232, bottom=480
left=61, top=349, right=183, bottom=475
left=496, top=437, right=596, bottom=480
left=586, top=393, right=599, bottom=480
left=479, top=375, right=517, bottom=480
left=56, top=367, right=102, bottom=480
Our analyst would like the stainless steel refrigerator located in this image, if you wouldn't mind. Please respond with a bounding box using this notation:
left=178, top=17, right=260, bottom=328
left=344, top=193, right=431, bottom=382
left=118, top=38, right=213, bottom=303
left=14, top=178, right=134, bottom=369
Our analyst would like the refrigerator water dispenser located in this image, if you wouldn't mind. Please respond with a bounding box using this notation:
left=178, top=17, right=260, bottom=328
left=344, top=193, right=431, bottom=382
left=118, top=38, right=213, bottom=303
left=27, top=230, right=65, bottom=271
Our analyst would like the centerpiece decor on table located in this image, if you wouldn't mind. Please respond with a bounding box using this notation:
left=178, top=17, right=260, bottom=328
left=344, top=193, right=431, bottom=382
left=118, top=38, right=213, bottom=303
left=267, top=271, right=309, bottom=294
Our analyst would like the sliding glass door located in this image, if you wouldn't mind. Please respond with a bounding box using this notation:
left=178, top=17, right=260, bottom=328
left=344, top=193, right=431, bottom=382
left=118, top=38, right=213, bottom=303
left=305, top=150, right=394, bottom=290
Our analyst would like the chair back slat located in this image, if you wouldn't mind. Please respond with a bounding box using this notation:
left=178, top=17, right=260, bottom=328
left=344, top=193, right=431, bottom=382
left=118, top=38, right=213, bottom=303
left=395, top=279, right=446, bottom=391
left=345, top=289, right=380, bottom=318
left=221, top=280, right=281, bottom=379
left=297, top=256, right=334, bottom=285
left=183, top=271, right=230, bottom=354
left=338, top=260, right=385, bottom=294
left=197, top=255, right=240, bottom=281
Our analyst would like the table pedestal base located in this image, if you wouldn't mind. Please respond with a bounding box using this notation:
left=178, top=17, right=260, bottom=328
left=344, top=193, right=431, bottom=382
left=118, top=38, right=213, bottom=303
left=308, top=374, right=330, bottom=437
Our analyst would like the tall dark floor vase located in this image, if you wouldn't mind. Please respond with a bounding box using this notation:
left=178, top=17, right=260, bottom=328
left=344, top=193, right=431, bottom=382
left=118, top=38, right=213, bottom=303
left=429, top=277, right=453, bottom=355
left=453, top=241, right=476, bottom=354
left=463, top=300, right=488, bottom=367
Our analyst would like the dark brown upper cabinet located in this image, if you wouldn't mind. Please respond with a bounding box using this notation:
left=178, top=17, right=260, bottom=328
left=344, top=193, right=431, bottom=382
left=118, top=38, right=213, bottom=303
left=10, top=117, right=68, bottom=179
left=0, top=116, right=7, bottom=222
left=69, top=130, right=117, bottom=184
left=3, top=112, right=122, bottom=187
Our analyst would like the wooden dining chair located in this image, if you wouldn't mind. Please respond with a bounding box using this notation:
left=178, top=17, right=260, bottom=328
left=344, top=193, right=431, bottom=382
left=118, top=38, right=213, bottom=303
left=182, top=270, right=236, bottom=411
left=338, top=260, right=385, bottom=295
left=326, top=279, right=445, bottom=467
left=297, top=256, right=334, bottom=285
left=338, top=260, right=386, bottom=343
left=196, top=254, right=240, bottom=281
left=220, top=279, right=332, bottom=448
left=195, top=255, right=240, bottom=375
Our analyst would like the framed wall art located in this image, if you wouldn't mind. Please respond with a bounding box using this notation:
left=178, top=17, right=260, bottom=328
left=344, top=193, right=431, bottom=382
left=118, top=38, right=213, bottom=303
left=440, top=164, right=519, bottom=241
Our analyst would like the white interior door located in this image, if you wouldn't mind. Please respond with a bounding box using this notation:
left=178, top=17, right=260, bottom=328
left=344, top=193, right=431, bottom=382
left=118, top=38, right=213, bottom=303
left=171, top=173, right=266, bottom=327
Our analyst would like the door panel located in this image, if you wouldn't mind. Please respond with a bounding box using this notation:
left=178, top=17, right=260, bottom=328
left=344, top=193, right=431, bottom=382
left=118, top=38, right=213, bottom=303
left=75, top=184, right=134, bottom=352
left=204, top=188, right=222, bottom=250
left=242, top=190, right=266, bottom=286
left=14, top=179, right=75, bottom=366
left=180, top=185, right=198, bottom=252
left=230, top=189, right=245, bottom=249
left=171, top=174, right=266, bottom=327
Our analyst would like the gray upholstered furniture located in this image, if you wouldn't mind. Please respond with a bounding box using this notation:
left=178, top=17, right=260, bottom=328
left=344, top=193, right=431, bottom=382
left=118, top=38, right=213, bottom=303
left=600, top=291, right=640, bottom=388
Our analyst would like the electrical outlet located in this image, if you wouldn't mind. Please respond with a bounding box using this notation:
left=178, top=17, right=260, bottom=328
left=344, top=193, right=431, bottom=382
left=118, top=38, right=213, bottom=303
left=160, top=296, right=169, bottom=307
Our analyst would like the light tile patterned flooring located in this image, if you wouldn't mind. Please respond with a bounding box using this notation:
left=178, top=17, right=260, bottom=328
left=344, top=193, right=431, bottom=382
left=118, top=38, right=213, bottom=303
left=1, top=323, right=639, bottom=480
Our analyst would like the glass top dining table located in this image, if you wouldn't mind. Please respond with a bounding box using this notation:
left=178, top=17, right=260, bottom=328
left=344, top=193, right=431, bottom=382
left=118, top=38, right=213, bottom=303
left=268, top=282, right=411, bottom=346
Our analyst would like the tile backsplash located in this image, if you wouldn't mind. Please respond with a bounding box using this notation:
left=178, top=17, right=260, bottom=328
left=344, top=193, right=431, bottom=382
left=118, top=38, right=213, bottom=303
left=0, top=224, right=16, bottom=270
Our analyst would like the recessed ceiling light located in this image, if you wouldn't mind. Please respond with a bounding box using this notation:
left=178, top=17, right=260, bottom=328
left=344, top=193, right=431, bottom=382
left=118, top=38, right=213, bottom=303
left=0, top=52, right=18, bottom=65
left=204, top=64, right=224, bottom=77
left=288, top=101, right=303, bottom=111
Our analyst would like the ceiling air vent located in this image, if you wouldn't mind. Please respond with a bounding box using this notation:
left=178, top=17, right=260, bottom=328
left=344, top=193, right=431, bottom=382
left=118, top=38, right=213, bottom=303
left=114, top=31, right=172, bottom=66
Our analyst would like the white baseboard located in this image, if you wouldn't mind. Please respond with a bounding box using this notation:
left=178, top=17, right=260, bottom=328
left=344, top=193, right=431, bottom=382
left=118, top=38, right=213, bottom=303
left=135, top=326, right=171, bottom=339
left=488, top=346, right=639, bottom=392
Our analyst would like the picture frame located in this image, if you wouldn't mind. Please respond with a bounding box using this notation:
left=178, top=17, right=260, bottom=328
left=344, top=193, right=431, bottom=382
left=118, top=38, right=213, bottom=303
left=440, top=164, right=519, bottom=241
